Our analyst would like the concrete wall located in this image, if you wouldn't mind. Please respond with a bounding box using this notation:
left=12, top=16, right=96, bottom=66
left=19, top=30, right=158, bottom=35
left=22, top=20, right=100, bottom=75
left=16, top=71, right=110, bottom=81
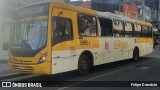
left=0, top=17, right=11, bottom=61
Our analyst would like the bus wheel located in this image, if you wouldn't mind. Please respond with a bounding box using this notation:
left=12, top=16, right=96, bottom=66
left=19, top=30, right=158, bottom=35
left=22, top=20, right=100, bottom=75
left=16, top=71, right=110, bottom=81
left=133, top=48, right=139, bottom=61
left=78, top=55, right=90, bottom=75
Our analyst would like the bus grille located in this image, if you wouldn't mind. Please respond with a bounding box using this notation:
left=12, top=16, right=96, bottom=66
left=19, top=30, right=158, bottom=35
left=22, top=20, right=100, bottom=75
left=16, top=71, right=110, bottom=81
left=13, top=65, right=34, bottom=73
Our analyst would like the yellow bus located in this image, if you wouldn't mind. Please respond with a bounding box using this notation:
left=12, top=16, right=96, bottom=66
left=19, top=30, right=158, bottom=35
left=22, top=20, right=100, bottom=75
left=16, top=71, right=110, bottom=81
left=9, top=2, right=153, bottom=75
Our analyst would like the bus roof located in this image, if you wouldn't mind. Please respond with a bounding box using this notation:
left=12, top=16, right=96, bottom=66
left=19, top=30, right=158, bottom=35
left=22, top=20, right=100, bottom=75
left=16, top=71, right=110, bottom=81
left=51, top=2, right=97, bottom=15
left=17, top=2, right=97, bottom=16
left=97, top=11, right=135, bottom=23
left=135, top=20, right=152, bottom=27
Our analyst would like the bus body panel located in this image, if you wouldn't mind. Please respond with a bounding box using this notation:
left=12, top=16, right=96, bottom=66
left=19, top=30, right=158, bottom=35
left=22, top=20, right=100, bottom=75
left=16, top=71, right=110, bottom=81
left=99, top=37, right=116, bottom=64
left=51, top=48, right=100, bottom=74
left=135, top=38, right=153, bottom=56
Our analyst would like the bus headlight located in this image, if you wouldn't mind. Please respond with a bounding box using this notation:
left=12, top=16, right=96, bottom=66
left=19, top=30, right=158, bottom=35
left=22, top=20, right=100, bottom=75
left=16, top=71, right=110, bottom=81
left=38, top=52, right=48, bottom=64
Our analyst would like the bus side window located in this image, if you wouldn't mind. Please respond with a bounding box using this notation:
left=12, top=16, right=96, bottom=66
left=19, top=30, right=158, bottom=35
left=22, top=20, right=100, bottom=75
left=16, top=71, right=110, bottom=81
left=99, top=18, right=113, bottom=37
left=125, top=22, right=133, bottom=37
left=77, top=13, right=97, bottom=37
left=52, top=17, right=73, bottom=46
left=113, top=20, right=125, bottom=37
left=134, top=24, right=142, bottom=37
left=142, top=25, right=149, bottom=37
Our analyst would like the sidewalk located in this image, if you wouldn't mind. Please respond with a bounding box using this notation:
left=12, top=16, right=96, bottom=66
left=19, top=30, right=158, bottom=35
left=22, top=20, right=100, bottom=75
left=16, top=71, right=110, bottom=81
left=0, top=59, right=9, bottom=72
left=0, top=59, right=8, bottom=64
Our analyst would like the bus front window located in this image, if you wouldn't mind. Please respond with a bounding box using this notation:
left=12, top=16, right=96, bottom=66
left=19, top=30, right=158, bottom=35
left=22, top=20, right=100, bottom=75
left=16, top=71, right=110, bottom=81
left=11, top=19, right=48, bottom=51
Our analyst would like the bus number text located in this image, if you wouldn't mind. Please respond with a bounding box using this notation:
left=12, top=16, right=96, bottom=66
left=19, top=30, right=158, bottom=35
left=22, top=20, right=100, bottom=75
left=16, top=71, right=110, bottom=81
left=80, top=40, right=90, bottom=45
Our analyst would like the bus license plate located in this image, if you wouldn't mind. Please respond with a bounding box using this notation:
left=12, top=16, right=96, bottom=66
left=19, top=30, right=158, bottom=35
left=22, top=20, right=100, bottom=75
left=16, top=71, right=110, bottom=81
left=18, top=66, right=25, bottom=70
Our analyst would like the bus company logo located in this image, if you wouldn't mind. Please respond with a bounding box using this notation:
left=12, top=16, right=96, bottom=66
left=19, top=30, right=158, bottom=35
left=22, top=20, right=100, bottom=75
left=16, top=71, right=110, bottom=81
left=2, top=82, right=11, bottom=87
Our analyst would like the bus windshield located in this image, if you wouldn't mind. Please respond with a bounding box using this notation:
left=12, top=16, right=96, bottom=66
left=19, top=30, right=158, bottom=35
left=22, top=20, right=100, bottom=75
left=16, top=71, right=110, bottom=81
left=10, top=3, right=49, bottom=56
left=11, top=18, right=48, bottom=51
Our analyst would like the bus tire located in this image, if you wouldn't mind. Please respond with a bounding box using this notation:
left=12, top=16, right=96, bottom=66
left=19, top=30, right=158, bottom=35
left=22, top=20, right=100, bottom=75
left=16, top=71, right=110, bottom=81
left=133, top=48, right=139, bottom=61
left=78, top=54, right=90, bottom=75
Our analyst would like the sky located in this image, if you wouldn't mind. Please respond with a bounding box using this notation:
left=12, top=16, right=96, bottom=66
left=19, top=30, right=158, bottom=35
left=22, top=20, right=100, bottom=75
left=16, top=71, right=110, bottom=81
left=71, top=0, right=91, bottom=1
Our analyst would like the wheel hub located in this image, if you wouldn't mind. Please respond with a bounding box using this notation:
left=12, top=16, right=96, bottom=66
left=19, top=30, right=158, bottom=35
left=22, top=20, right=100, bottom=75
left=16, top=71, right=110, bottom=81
left=81, top=60, right=88, bottom=70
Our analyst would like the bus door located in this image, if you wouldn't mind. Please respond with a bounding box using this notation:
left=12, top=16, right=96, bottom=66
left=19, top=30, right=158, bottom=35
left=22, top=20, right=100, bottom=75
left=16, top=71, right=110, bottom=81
left=51, top=7, right=75, bottom=74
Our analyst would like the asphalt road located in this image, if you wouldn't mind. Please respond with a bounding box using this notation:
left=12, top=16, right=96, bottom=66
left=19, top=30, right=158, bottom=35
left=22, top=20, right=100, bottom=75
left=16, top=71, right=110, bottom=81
left=1, top=47, right=160, bottom=90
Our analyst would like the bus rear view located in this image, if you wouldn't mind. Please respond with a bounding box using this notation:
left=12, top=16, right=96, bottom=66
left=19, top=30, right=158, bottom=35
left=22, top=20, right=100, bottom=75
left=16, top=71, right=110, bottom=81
left=9, top=3, right=52, bottom=74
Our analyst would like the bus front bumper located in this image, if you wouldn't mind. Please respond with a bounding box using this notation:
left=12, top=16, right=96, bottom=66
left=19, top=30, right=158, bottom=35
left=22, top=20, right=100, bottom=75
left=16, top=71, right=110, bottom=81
left=9, top=61, right=51, bottom=75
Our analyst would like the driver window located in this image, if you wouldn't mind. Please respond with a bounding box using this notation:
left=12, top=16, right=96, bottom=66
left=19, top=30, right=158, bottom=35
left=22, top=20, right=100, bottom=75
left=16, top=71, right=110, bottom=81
left=53, top=17, right=73, bottom=38
left=52, top=17, right=73, bottom=46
